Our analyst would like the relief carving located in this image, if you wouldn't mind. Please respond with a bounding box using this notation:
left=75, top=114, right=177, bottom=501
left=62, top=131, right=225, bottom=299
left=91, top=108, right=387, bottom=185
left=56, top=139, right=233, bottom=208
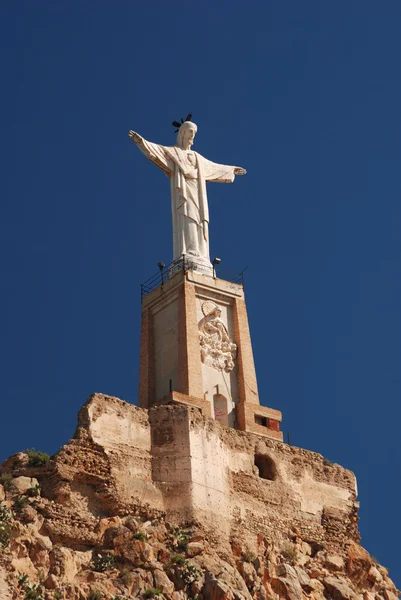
left=199, top=301, right=237, bottom=372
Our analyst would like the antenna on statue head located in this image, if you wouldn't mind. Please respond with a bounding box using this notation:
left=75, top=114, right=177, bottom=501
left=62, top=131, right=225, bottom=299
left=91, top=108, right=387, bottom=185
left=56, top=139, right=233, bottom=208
left=172, top=113, right=193, bottom=132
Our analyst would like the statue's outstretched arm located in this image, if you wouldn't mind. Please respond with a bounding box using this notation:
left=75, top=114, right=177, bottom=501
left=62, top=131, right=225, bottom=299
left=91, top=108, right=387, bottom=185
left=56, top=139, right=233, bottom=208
left=128, top=130, right=172, bottom=176
left=200, top=155, right=247, bottom=183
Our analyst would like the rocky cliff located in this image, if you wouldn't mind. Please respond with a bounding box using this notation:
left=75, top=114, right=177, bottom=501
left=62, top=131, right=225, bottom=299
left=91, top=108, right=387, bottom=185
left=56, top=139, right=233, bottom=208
left=0, top=394, right=398, bottom=600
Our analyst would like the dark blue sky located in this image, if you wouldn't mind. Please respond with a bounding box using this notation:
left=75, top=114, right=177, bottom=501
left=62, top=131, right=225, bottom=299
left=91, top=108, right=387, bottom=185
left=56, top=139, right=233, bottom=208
left=1, top=1, right=400, bottom=584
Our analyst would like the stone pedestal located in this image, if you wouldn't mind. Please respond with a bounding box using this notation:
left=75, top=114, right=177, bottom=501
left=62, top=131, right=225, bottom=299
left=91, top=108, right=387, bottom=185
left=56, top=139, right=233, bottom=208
left=139, top=269, right=282, bottom=441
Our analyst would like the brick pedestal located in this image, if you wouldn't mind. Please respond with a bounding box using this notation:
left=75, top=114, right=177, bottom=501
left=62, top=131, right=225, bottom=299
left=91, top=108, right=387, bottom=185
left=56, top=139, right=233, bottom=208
left=139, top=269, right=282, bottom=441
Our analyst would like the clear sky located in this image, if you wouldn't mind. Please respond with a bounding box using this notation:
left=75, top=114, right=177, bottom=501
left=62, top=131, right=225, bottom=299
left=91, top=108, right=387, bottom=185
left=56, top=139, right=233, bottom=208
left=1, top=0, right=400, bottom=585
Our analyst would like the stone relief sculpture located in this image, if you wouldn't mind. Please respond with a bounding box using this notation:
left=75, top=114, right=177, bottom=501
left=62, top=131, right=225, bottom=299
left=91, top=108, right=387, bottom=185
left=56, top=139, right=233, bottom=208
left=199, top=301, right=237, bottom=372
left=128, top=115, right=246, bottom=274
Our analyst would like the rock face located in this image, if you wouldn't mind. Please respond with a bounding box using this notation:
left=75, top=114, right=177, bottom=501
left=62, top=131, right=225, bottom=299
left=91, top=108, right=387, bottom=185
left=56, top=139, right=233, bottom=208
left=0, top=393, right=398, bottom=600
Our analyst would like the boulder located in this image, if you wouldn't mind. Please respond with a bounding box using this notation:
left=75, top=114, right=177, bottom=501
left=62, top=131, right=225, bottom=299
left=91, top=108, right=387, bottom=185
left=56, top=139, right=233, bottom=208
left=96, top=516, right=122, bottom=538
left=11, top=476, right=38, bottom=495
left=347, top=542, right=372, bottom=586
left=44, top=574, right=59, bottom=589
left=113, top=531, right=155, bottom=565
left=383, top=591, right=399, bottom=600
left=295, top=565, right=314, bottom=592
left=367, top=566, right=382, bottom=584
left=325, top=554, right=344, bottom=571
left=324, top=576, right=359, bottom=600
left=272, top=564, right=304, bottom=600
left=187, top=541, right=204, bottom=557
left=237, top=560, right=257, bottom=589
left=203, top=578, right=234, bottom=600
left=153, top=568, right=175, bottom=595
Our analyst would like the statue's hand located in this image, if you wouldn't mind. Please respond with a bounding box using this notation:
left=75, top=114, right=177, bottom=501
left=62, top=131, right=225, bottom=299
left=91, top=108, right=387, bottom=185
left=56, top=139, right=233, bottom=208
left=128, top=130, right=142, bottom=144
left=234, top=167, right=247, bottom=176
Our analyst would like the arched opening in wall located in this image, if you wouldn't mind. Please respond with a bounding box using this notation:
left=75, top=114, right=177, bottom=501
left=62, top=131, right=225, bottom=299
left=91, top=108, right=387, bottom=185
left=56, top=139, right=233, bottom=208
left=213, top=394, right=228, bottom=427
left=254, top=454, right=277, bottom=481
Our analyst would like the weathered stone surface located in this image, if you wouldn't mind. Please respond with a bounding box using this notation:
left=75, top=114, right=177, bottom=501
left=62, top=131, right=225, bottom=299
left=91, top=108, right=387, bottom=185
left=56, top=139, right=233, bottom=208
left=11, top=476, right=38, bottom=494
left=294, top=565, right=314, bottom=592
left=273, top=564, right=304, bottom=600
left=49, top=547, right=92, bottom=584
left=383, top=591, right=400, bottom=600
left=0, top=483, right=5, bottom=501
left=113, top=532, right=155, bottom=565
left=237, top=560, right=257, bottom=589
left=368, top=566, right=382, bottom=583
left=326, top=554, right=345, bottom=571
left=44, top=573, right=59, bottom=589
left=0, top=567, right=12, bottom=600
left=347, top=542, right=372, bottom=586
left=203, top=578, right=234, bottom=600
left=187, top=541, right=204, bottom=557
left=324, top=576, right=360, bottom=600
left=0, top=452, right=29, bottom=472
left=154, top=568, right=175, bottom=594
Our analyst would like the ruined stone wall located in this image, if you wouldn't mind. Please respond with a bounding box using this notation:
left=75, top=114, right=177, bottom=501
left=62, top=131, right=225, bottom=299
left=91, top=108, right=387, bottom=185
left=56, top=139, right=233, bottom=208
left=148, top=403, right=358, bottom=556
left=0, top=393, right=398, bottom=600
left=61, top=395, right=358, bottom=559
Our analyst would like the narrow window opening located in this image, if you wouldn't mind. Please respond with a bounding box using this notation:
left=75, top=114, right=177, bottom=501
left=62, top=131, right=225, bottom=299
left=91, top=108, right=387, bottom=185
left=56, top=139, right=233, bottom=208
left=255, top=415, right=267, bottom=427
left=254, top=454, right=277, bottom=481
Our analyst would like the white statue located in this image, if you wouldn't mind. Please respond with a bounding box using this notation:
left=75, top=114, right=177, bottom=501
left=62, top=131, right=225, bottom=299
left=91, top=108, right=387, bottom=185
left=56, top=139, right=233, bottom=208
left=128, top=118, right=246, bottom=273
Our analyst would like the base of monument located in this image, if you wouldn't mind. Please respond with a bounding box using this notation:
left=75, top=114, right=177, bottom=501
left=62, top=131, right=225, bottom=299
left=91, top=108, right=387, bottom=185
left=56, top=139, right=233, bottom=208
left=168, top=256, right=213, bottom=278
left=153, top=391, right=283, bottom=441
left=154, top=391, right=212, bottom=418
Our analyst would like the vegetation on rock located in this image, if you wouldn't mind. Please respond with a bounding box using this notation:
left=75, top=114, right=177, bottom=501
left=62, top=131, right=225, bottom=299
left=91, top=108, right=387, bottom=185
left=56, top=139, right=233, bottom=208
left=25, top=448, right=50, bottom=467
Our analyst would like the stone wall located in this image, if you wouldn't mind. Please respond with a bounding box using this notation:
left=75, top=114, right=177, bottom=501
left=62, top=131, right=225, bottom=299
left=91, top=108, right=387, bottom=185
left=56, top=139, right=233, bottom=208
left=0, top=393, right=398, bottom=600
left=59, top=394, right=358, bottom=558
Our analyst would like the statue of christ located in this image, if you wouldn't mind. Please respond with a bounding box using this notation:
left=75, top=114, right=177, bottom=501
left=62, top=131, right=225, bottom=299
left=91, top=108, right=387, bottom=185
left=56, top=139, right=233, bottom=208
left=128, top=118, right=246, bottom=273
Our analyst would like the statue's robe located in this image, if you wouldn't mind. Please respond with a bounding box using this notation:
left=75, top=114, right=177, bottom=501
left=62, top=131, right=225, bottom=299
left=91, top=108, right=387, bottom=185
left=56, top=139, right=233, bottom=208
left=133, top=134, right=237, bottom=264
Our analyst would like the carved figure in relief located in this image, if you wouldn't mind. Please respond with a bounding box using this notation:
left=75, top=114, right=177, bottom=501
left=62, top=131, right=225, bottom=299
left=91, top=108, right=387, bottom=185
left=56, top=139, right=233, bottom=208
left=199, top=301, right=237, bottom=372
left=128, top=116, right=246, bottom=274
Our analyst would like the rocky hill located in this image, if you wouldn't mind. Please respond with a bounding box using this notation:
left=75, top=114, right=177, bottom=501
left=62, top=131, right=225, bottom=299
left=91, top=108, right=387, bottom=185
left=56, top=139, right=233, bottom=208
left=0, top=395, right=398, bottom=600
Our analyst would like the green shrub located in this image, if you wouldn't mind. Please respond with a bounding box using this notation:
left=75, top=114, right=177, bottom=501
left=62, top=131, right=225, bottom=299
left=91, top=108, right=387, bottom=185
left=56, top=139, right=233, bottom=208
left=144, top=588, right=162, bottom=598
left=133, top=530, right=146, bottom=541
left=13, top=495, right=28, bottom=512
left=26, top=448, right=50, bottom=468
left=53, top=592, right=62, bottom=599
left=89, top=591, right=103, bottom=600
left=243, top=550, right=256, bottom=563
left=280, top=542, right=298, bottom=564
left=16, top=574, right=44, bottom=600
left=16, top=574, right=29, bottom=587
left=323, top=458, right=333, bottom=467
left=91, top=553, right=116, bottom=573
left=170, top=553, right=187, bottom=566
left=0, top=504, right=12, bottom=548
left=0, top=473, right=13, bottom=490
left=182, top=563, right=200, bottom=585
left=172, top=528, right=189, bottom=552
left=27, top=484, right=41, bottom=497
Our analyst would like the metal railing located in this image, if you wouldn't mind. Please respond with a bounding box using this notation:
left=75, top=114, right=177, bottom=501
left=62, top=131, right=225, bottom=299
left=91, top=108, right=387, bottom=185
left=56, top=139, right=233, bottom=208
left=140, top=256, right=247, bottom=298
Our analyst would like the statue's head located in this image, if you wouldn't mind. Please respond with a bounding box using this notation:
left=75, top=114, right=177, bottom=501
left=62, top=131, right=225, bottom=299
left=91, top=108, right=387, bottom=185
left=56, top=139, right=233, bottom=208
left=176, top=121, right=197, bottom=149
